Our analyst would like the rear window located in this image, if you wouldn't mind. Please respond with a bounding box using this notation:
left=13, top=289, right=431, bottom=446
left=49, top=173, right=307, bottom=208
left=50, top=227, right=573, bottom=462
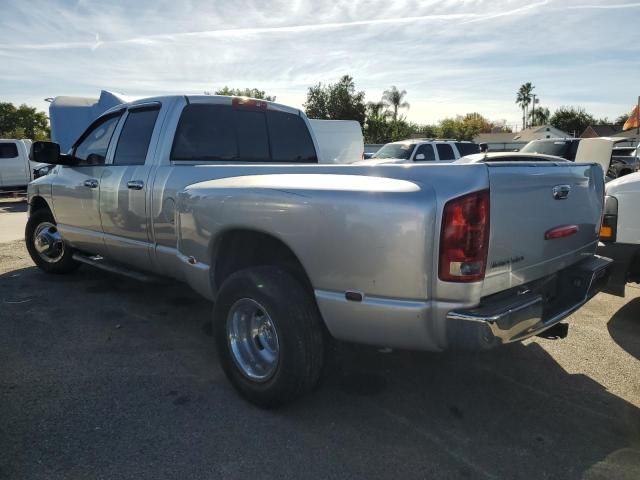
left=266, top=110, right=317, bottom=163
left=0, top=143, right=19, bottom=159
left=171, top=104, right=317, bottom=163
left=520, top=140, right=577, bottom=159
left=436, top=143, right=455, bottom=161
left=455, top=142, right=480, bottom=156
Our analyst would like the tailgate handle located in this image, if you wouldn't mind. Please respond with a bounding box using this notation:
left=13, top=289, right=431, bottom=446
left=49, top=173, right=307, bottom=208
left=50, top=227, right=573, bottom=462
left=552, top=184, right=571, bottom=200
left=545, top=225, right=578, bottom=240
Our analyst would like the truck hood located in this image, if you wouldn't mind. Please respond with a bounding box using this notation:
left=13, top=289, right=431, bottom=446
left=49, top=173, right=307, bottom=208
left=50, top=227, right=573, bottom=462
left=605, top=170, right=640, bottom=195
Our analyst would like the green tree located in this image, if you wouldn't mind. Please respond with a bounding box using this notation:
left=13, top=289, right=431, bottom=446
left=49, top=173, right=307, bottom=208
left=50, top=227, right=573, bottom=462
left=363, top=101, right=392, bottom=143
left=303, top=75, right=366, bottom=125
left=529, top=106, right=550, bottom=126
left=515, top=82, right=534, bottom=130
left=549, top=106, right=595, bottom=136
left=382, top=86, right=410, bottom=121
left=212, top=86, right=275, bottom=101
left=615, top=113, right=630, bottom=126
left=0, top=102, right=50, bottom=140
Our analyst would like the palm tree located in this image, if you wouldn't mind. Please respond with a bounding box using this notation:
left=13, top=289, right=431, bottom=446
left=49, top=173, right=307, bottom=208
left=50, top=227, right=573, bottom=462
left=382, top=86, right=410, bottom=121
left=366, top=101, right=390, bottom=121
left=515, top=83, right=535, bottom=129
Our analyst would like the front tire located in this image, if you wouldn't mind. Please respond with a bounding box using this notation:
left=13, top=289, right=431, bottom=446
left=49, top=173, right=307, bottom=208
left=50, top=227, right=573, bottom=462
left=25, top=209, right=79, bottom=274
left=213, top=266, right=325, bottom=408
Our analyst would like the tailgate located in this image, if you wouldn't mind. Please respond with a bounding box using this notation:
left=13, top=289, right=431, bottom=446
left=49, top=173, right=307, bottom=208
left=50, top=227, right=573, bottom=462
left=483, top=163, right=604, bottom=296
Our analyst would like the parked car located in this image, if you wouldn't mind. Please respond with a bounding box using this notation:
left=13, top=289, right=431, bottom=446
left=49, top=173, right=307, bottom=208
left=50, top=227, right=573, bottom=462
left=363, top=143, right=384, bottom=159
left=608, top=146, right=640, bottom=179
left=519, top=138, right=581, bottom=160
left=0, top=138, right=47, bottom=189
left=362, top=139, right=480, bottom=164
left=28, top=95, right=611, bottom=407
left=597, top=171, right=640, bottom=296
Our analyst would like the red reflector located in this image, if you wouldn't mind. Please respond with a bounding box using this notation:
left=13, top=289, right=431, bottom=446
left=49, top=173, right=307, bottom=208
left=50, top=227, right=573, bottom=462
left=544, top=225, right=578, bottom=240
left=439, top=190, right=490, bottom=282
left=231, top=97, right=267, bottom=110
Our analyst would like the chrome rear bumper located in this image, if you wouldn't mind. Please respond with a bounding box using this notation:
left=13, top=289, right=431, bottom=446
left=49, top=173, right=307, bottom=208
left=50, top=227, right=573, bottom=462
left=446, top=255, right=612, bottom=349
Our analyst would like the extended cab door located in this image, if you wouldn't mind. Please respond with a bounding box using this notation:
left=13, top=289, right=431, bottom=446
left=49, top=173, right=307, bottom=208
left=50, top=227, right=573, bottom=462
left=0, top=141, right=29, bottom=187
left=98, top=103, right=161, bottom=271
left=51, top=111, right=123, bottom=254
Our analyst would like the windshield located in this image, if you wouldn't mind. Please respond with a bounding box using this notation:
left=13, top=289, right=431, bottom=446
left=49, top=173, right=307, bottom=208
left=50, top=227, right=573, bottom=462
left=520, top=140, right=571, bottom=158
left=372, top=143, right=416, bottom=160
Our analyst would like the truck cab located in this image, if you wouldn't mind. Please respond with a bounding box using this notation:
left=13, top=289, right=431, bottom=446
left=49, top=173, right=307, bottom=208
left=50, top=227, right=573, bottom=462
left=0, top=139, right=41, bottom=189
left=365, top=139, right=480, bottom=164
left=597, top=171, right=640, bottom=296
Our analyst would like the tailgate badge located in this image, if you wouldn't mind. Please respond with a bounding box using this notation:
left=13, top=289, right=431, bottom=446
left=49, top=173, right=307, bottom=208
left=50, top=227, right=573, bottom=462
left=552, top=184, right=571, bottom=200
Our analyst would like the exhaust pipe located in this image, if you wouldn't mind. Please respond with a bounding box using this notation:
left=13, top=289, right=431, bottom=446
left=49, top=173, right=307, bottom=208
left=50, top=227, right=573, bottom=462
left=537, top=322, right=569, bottom=340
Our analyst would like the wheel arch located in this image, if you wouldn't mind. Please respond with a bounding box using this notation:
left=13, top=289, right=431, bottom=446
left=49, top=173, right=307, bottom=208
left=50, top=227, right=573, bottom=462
left=210, top=228, right=314, bottom=297
left=29, top=196, right=53, bottom=217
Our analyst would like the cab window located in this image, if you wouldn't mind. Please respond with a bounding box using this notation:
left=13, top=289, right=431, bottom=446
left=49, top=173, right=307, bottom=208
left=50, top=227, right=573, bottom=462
left=73, top=114, right=122, bottom=165
left=414, top=144, right=435, bottom=161
left=0, top=143, right=19, bottom=159
left=113, top=106, right=160, bottom=165
left=436, top=143, right=456, bottom=161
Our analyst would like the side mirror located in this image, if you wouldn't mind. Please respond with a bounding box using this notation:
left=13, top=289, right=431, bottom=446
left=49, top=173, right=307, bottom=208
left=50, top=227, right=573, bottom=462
left=415, top=153, right=425, bottom=161
left=30, top=141, right=76, bottom=165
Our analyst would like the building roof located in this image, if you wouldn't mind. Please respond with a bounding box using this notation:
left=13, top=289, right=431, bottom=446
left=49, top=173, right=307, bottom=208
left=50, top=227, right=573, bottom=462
left=580, top=124, right=623, bottom=138
left=474, top=125, right=572, bottom=144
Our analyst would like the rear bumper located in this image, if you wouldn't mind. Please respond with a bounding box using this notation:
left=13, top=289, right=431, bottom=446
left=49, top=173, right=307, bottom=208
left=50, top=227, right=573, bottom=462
left=446, top=255, right=611, bottom=349
left=596, top=242, right=639, bottom=297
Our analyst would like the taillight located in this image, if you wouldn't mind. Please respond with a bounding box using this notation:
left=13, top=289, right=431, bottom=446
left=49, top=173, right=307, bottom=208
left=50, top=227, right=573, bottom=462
left=599, top=195, right=618, bottom=242
left=439, top=190, right=490, bottom=282
left=231, top=97, right=268, bottom=110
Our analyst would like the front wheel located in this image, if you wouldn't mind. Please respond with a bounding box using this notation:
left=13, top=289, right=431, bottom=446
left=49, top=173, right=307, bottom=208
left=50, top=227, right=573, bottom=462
left=213, top=266, right=325, bottom=408
left=25, top=209, right=79, bottom=274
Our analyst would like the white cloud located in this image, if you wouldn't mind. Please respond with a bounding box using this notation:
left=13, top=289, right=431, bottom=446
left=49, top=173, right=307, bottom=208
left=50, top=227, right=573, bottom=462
left=1, top=0, right=638, bottom=127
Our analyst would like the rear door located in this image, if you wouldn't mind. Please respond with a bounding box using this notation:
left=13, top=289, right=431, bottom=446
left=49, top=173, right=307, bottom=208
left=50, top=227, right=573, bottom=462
left=435, top=143, right=457, bottom=162
left=0, top=141, right=29, bottom=187
left=482, top=163, right=604, bottom=296
left=99, top=103, right=161, bottom=271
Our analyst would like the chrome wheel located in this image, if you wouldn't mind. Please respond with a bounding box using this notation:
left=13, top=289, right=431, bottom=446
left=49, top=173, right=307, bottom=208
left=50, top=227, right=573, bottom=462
left=33, top=222, right=64, bottom=263
left=227, top=298, right=280, bottom=382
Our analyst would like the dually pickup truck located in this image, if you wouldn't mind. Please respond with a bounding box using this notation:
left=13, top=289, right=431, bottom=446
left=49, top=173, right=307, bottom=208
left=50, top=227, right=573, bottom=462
left=28, top=95, right=611, bottom=407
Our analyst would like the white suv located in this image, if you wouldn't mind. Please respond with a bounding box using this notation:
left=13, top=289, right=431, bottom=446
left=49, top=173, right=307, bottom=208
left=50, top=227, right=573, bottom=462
left=365, top=139, right=480, bottom=164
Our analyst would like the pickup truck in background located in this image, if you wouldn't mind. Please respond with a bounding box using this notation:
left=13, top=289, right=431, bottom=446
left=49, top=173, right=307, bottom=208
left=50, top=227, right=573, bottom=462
left=361, top=139, right=480, bottom=164
left=0, top=138, right=46, bottom=189
left=28, top=95, right=611, bottom=407
left=598, top=171, right=640, bottom=296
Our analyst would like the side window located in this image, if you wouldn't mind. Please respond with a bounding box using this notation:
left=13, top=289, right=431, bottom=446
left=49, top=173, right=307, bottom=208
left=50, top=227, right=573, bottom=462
left=171, top=104, right=237, bottom=160
left=568, top=141, right=580, bottom=161
left=113, top=107, right=160, bottom=165
left=414, top=144, right=435, bottom=161
left=234, top=110, right=269, bottom=161
left=455, top=142, right=480, bottom=156
left=267, top=110, right=317, bottom=163
left=73, top=114, right=121, bottom=165
left=0, top=143, right=19, bottom=159
left=436, top=143, right=455, bottom=161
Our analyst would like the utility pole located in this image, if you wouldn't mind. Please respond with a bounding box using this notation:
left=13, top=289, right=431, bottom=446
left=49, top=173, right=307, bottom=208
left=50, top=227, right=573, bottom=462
left=531, top=94, right=536, bottom=127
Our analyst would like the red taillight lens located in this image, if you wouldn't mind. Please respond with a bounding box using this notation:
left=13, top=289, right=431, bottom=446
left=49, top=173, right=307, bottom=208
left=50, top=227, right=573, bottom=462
left=231, top=97, right=267, bottom=110
left=439, top=190, right=490, bottom=282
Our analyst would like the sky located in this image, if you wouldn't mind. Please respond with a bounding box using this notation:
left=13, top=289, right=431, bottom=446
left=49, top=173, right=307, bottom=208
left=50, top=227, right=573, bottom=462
left=1, top=0, right=639, bottom=129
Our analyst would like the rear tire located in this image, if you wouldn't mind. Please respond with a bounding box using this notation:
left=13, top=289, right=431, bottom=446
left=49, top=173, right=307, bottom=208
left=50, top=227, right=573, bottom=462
left=25, top=209, right=79, bottom=274
left=213, top=266, right=324, bottom=408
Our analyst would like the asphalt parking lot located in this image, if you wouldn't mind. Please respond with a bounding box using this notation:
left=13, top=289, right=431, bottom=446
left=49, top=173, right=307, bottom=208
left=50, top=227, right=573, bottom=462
left=1, top=197, right=639, bottom=479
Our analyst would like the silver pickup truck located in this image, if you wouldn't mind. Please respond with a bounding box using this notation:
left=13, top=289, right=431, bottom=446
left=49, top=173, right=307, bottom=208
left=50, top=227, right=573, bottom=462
left=28, top=95, right=611, bottom=407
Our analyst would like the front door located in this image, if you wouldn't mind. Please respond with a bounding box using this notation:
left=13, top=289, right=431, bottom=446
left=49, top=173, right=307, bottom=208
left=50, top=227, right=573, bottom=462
left=99, top=104, right=161, bottom=272
left=51, top=112, right=123, bottom=254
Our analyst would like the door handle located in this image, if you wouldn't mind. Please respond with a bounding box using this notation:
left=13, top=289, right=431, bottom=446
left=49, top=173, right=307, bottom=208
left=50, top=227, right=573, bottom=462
left=127, top=180, right=144, bottom=190
left=83, top=179, right=99, bottom=189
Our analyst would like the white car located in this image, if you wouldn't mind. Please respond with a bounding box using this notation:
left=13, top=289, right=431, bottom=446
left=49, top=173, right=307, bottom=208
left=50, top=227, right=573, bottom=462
left=359, top=139, right=480, bottom=164
left=454, top=152, right=569, bottom=164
